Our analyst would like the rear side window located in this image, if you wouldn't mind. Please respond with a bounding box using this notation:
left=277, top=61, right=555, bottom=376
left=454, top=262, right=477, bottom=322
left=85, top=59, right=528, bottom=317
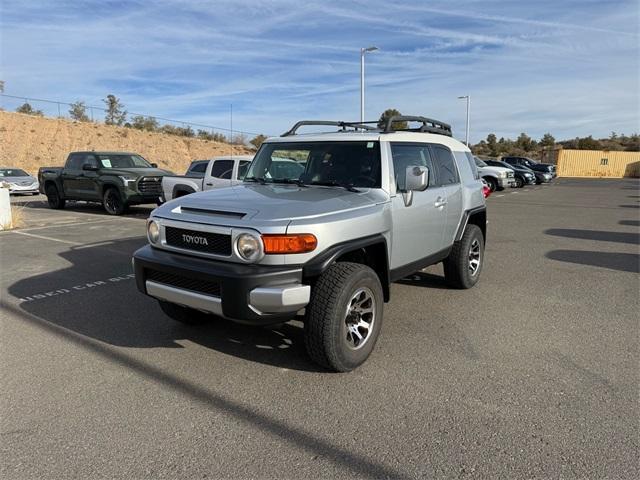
left=465, top=152, right=480, bottom=180
left=189, top=162, right=207, bottom=173
left=431, top=145, right=460, bottom=185
left=390, top=143, right=435, bottom=191
left=210, top=160, right=234, bottom=179
left=66, top=154, right=83, bottom=169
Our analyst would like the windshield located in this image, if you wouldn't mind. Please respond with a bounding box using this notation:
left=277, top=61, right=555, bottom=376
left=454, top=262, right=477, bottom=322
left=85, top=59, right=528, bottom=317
left=474, top=157, right=487, bottom=167
left=97, top=154, right=152, bottom=168
left=0, top=168, right=29, bottom=177
left=246, top=141, right=381, bottom=188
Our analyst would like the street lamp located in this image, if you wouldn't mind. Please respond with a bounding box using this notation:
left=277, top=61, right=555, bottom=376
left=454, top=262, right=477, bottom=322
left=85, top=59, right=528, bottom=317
left=458, top=95, right=470, bottom=146
left=360, top=46, right=379, bottom=123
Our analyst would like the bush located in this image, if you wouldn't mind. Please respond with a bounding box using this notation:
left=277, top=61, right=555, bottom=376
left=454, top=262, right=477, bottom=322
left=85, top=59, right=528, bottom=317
left=16, top=103, right=43, bottom=116
left=131, top=115, right=159, bottom=131
left=69, top=101, right=90, bottom=122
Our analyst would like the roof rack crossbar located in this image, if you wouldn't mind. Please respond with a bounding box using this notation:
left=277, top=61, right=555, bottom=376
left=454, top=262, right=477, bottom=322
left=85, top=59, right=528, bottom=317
left=383, top=115, right=452, bottom=136
left=281, top=120, right=377, bottom=137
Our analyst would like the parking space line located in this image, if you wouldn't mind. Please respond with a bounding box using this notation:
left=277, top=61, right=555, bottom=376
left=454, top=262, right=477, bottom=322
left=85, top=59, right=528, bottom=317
left=19, top=218, right=131, bottom=232
left=495, top=194, right=505, bottom=197
left=9, top=230, right=83, bottom=245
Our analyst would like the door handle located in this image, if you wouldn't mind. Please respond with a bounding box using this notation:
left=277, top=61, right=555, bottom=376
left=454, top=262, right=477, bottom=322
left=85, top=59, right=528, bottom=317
left=205, top=183, right=213, bottom=186
left=434, top=197, right=447, bottom=208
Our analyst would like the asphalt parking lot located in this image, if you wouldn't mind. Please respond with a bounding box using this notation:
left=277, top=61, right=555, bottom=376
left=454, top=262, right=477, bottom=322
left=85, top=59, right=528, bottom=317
left=1, top=179, right=638, bottom=479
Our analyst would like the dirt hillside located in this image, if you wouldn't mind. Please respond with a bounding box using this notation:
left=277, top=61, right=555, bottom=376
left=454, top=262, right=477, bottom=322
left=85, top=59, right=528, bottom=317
left=0, top=111, right=253, bottom=175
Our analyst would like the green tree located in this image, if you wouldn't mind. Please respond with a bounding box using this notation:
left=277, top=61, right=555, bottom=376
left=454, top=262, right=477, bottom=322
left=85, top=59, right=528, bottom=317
left=515, top=132, right=536, bottom=152
left=540, top=133, right=555, bottom=148
left=69, top=101, right=90, bottom=122
left=103, top=94, right=127, bottom=126
left=131, top=115, right=159, bottom=131
left=576, top=135, right=601, bottom=150
left=16, top=102, right=43, bottom=116
left=378, top=108, right=407, bottom=130
left=250, top=134, right=267, bottom=149
left=486, top=133, right=498, bottom=156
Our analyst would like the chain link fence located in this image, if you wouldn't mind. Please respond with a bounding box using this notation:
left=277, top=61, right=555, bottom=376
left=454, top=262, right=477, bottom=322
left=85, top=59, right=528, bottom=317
left=0, top=93, right=268, bottom=144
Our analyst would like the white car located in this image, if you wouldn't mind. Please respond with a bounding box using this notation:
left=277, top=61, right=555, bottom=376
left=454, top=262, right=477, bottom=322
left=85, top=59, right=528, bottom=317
left=0, top=168, right=39, bottom=195
left=474, top=157, right=516, bottom=191
left=162, top=155, right=254, bottom=202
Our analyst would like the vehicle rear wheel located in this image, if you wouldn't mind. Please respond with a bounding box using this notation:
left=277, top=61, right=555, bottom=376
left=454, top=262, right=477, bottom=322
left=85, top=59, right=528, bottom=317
left=158, top=301, right=207, bottom=325
left=304, top=262, right=383, bottom=372
left=485, top=177, right=498, bottom=192
left=103, top=187, right=128, bottom=215
left=45, top=184, right=65, bottom=209
left=443, top=224, right=484, bottom=289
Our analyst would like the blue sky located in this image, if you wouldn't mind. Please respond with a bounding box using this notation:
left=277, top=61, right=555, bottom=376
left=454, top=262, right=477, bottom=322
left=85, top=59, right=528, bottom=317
left=1, top=0, right=638, bottom=142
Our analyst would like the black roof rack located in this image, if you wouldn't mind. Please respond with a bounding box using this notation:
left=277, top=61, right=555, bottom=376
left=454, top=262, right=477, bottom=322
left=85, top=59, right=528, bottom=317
left=281, top=116, right=452, bottom=137
left=382, top=115, right=452, bottom=136
left=281, top=120, right=377, bottom=137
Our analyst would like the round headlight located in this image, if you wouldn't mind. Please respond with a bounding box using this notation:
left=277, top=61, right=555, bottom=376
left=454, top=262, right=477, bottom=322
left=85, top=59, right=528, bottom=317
left=148, top=220, right=160, bottom=244
left=236, top=233, right=262, bottom=262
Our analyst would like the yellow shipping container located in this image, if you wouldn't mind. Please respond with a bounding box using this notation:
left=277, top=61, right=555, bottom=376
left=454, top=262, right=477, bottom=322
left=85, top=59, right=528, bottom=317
left=543, top=149, right=640, bottom=178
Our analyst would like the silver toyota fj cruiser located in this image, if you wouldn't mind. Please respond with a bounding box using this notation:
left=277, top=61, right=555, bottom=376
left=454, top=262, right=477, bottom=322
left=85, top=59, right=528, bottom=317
left=133, top=116, right=487, bottom=371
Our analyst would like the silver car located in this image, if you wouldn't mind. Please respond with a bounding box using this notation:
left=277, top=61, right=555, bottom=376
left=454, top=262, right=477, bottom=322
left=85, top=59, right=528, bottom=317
left=133, top=116, right=487, bottom=371
left=0, top=168, right=39, bottom=195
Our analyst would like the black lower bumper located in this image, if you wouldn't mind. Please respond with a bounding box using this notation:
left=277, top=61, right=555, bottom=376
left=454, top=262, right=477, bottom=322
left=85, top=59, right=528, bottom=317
left=133, top=245, right=303, bottom=324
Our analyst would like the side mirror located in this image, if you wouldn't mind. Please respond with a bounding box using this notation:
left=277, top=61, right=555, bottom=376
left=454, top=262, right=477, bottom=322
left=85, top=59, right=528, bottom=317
left=82, top=164, right=99, bottom=171
left=151, top=163, right=158, bottom=168
left=405, top=165, right=429, bottom=191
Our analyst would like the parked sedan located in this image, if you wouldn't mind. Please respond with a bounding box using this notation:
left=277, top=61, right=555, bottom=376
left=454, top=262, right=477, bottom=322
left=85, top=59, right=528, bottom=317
left=485, top=160, right=536, bottom=187
left=0, top=168, right=39, bottom=195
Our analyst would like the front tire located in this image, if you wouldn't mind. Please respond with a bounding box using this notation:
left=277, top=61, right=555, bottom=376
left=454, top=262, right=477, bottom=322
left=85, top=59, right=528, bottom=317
left=515, top=177, right=524, bottom=188
left=45, top=184, right=65, bottom=209
left=304, top=262, right=383, bottom=372
left=444, top=224, right=484, bottom=289
left=485, top=177, right=498, bottom=192
left=103, top=187, right=127, bottom=215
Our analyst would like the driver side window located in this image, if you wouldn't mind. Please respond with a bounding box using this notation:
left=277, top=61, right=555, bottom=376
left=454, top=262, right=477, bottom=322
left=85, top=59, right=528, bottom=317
left=390, top=143, right=435, bottom=191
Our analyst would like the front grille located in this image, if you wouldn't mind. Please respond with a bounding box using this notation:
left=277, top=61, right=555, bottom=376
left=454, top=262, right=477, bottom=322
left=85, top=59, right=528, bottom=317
left=165, top=226, right=232, bottom=256
left=138, top=176, right=163, bottom=195
left=146, top=269, right=221, bottom=297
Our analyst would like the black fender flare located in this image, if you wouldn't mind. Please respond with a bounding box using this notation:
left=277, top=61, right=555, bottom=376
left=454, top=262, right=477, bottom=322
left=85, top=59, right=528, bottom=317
left=302, top=234, right=390, bottom=301
left=172, top=184, right=196, bottom=199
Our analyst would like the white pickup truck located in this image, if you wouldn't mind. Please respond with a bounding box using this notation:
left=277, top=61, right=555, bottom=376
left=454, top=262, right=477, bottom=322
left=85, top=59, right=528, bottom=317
left=161, top=155, right=254, bottom=202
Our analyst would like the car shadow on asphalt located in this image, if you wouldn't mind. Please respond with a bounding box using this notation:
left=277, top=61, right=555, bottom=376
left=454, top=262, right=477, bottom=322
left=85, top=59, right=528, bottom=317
left=7, top=237, right=324, bottom=372
left=545, top=228, right=640, bottom=245
left=545, top=250, right=640, bottom=274
left=619, top=220, right=640, bottom=227
left=396, top=271, right=450, bottom=289
left=14, top=197, right=155, bottom=219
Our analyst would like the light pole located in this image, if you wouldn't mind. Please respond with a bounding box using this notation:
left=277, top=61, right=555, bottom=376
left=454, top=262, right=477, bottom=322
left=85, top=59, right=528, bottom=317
left=360, top=46, right=379, bottom=123
left=458, top=95, right=470, bottom=146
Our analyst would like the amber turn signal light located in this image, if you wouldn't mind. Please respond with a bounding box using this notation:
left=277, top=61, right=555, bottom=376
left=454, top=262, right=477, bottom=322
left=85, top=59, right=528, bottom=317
left=262, top=234, right=317, bottom=254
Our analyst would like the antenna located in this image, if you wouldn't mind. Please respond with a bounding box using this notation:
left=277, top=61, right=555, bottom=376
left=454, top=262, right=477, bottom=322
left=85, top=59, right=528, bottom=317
left=230, top=103, right=233, bottom=159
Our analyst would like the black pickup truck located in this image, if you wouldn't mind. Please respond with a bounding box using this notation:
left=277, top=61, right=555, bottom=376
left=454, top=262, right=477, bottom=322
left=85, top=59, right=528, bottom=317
left=38, top=151, right=172, bottom=215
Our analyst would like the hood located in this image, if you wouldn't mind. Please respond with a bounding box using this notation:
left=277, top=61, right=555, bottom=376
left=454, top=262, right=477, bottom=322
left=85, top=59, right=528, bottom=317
left=528, top=163, right=553, bottom=172
left=2, top=175, right=37, bottom=184
left=99, top=167, right=172, bottom=177
left=479, top=166, right=511, bottom=175
left=154, top=183, right=389, bottom=226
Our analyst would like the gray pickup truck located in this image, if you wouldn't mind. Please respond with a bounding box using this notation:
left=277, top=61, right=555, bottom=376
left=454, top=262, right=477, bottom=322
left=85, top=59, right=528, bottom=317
left=133, top=116, right=487, bottom=371
left=39, top=151, right=172, bottom=214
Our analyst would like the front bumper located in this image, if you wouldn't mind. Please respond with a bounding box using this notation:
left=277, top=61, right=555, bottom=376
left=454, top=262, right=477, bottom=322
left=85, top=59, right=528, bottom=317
left=498, top=177, right=517, bottom=188
left=133, top=245, right=310, bottom=325
left=8, top=185, right=39, bottom=194
left=124, top=193, right=162, bottom=205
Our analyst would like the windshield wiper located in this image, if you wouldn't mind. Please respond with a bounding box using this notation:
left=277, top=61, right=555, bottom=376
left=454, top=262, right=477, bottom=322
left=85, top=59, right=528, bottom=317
left=271, top=178, right=308, bottom=187
left=244, top=176, right=267, bottom=184
left=310, top=181, right=360, bottom=193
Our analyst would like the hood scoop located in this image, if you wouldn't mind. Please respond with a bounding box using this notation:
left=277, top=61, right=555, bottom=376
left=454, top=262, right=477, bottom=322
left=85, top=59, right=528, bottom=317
left=173, top=205, right=246, bottom=219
